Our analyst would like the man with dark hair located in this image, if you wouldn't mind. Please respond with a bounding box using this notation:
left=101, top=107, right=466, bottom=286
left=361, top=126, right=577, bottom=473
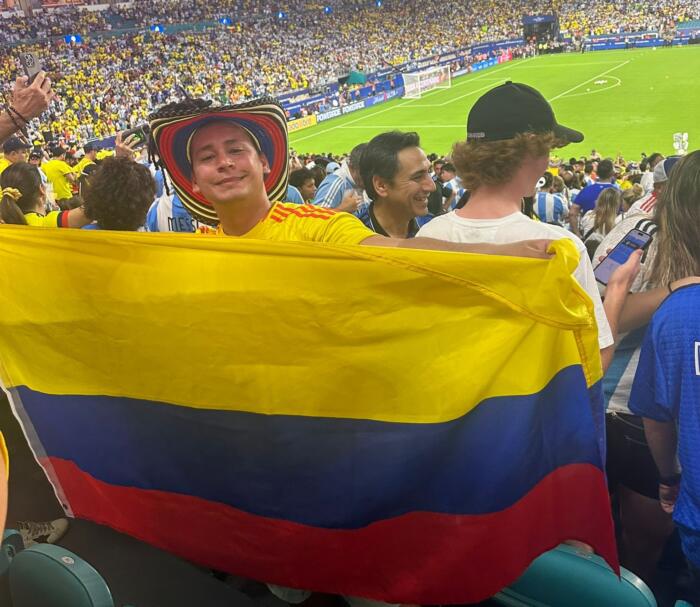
left=438, top=162, right=460, bottom=212
left=569, top=157, right=618, bottom=237
left=82, top=157, right=156, bottom=231
left=288, top=167, right=317, bottom=203
left=312, top=142, right=366, bottom=212
left=42, top=145, right=78, bottom=203
left=425, top=159, right=452, bottom=219
left=640, top=152, right=664, bottom=194
left=74, top=142, right=98, bottom=177
left=0, top=137, right=31, bottom=175
left=356, top=131, right=435, bottom=238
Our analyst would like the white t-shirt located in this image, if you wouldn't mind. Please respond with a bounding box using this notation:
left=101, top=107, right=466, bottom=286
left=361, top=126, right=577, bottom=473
left=639, top=171, right=654, bottom=195
left=417, top=211, right=614, bottom=350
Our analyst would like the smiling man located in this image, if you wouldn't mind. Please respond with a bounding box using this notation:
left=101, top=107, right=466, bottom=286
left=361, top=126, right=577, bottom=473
left=357, top=131, right=435, bottom=238
left=149, top=96, right=551, bottom=257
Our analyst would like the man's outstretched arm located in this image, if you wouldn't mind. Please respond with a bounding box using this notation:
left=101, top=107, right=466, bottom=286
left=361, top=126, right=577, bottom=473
left=362, top=234, right=553, bottom=260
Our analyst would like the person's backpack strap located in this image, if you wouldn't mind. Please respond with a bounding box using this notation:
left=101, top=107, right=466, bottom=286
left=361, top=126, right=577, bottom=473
left=582, top=226, right=598, bottom=242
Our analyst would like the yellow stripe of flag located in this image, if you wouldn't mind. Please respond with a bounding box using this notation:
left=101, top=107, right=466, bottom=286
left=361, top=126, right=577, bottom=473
left=0, top=227, right=601, bottom=424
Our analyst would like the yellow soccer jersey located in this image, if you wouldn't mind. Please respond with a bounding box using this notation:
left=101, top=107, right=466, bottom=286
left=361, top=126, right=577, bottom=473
left=24, top=211, right=71, bottom=227
left=42, top=159, right=75, bottom=200
left=74, top=157, right=95, bottom=176
left=215, top=202, right=375, bottom=245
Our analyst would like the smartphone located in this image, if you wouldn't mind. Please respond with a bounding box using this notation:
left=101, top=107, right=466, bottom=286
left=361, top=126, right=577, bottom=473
left=85, top=136, right=115, bottom=150
left=122, top=124, right=151, bottom=149
left=594, top=228, right=653, bottom=285
left=19, top=51, right=42, bottom=84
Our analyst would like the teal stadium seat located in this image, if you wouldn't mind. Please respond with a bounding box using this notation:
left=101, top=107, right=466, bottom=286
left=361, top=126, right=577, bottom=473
left=1, top=533, right=694, bottom=606
left=491, top=543, right=661, bottom=607
left=1, top=529, right=118, bottom=607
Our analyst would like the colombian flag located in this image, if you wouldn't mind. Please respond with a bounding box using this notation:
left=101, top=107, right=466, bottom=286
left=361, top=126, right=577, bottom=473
left=0, top=227, right=616, bottom=603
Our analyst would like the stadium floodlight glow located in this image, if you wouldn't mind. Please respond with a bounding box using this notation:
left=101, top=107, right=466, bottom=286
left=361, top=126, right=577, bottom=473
left=150, top=24, right=164, bottom=33
left=219, top=17, right=232, bottom=25
left=324, top=5, right=332, bottom=14
left=64, top=34, right=82, bottom=44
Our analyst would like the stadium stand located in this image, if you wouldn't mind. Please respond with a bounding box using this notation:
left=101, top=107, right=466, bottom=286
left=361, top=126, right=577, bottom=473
left=1, top=0, right=698, bottom=144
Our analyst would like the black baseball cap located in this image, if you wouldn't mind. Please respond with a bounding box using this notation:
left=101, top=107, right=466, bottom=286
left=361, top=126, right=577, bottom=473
left=50, top=145, right=67, bottom=158
left=2, top=137, right=32, bottom=154
left=467, top=81, right=584, bottom=144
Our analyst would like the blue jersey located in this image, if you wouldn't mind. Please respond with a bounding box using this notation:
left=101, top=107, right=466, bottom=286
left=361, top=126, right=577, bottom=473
left=147, top=192, right=200, bottom=233
left=356, top=202, right=418, bottom=238
left=285, top=185, right=305, bottom=205
left=534, top=191, right=567, bottom=225
left=153, top=168, right=165, bottom=199
left=629, top=285, right=700, bottom=562
left=573, top=182, right=616, bottom=214
left=313, top=165, right=356, bottom=209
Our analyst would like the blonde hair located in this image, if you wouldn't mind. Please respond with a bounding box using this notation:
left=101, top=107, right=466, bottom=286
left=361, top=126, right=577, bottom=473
left=650, top=151, right=700, bottom=286
left=451, top=132, right=564, bottom=191
left=551, top=175, right=565, bottom=193
left=621, top=184, right=643, bottom=211
left=592, top=188, right=621, bottom=236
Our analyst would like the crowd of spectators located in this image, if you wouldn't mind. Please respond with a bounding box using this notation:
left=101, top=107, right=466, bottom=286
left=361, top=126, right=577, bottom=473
left=1, top=0, right=699, bottom=146
left=0, top=7, right=109, bottom=44
left=559, top=0, right=699, bottom=37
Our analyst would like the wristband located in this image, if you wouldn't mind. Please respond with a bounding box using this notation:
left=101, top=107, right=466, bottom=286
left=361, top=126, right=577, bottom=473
left=8, top=105, right=29, bottom=124
left=659, top=473, right=681, bottom=486
left=3, top=109, right=22, bottom=133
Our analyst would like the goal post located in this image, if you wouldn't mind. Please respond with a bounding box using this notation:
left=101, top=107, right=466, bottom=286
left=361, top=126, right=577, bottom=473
left=402, top=65, right=452, bottom=99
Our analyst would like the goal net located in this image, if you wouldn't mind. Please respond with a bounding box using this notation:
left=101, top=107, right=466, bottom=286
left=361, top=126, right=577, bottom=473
left=402, top=65, right=452, bottom=99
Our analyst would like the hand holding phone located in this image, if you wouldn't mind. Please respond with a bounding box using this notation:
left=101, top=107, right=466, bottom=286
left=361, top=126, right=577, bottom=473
left=121, top=125, right=150, bottom=149
left=594, top=228, right=652, bottom=285
left=19, top=52, right=43, bottom=85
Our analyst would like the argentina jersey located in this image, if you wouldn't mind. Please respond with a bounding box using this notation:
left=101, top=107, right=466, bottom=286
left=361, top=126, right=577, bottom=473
left=147, top=192, right=203, bottom=233
left=534, top=191, right=568, bottom=225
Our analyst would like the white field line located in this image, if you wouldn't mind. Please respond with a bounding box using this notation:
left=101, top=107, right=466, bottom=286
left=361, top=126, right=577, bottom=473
left=515, top=61, right=623, bottom=68
left=337, top=124, right=464, bottom=129
left=548, top=60, right=629, bottom=102
left=563, top=76, right=622, bottom=98
left=291, top=57, right=537, bottom=142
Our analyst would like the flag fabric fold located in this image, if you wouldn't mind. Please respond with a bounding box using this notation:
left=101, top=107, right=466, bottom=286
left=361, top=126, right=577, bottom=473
left=0, top=226, right=616, bottom=604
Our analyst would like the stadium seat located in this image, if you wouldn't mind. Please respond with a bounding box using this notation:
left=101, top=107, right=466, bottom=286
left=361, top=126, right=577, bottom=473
left=0, top=530, right=121, bottom=607
left=490, top=544, right=658, bottom=607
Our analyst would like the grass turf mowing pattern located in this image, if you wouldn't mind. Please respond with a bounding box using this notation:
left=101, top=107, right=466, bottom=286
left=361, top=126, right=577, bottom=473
left=290, top=46, right=700, bottom=160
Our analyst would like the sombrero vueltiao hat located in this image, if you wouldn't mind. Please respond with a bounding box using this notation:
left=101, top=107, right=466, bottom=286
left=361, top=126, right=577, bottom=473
left=149, top=96, right=289, bottom=226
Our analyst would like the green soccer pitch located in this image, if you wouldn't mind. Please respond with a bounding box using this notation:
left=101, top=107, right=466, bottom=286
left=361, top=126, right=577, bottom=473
left=289, top=46, right=700, bottom=160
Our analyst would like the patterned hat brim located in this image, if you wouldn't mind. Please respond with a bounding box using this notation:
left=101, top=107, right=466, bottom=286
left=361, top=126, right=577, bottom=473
left=150, top=97, right=289, bottom=226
